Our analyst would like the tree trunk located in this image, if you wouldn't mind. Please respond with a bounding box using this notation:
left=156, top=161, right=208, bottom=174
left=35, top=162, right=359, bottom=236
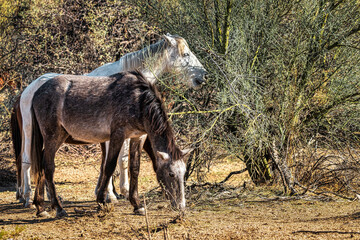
left=271, top=140, right=297, bottom=195
left=244, top=150, right=272, bottom=185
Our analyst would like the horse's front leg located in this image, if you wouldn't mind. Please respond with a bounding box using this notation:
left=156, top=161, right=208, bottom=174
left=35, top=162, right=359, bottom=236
left=142, top=136, right=157, bottom=171
left=95, top=142, right=118, bottom=203
left=97, top=131, right=124, bottom=206
left=129, top=137, right=145, bottom=215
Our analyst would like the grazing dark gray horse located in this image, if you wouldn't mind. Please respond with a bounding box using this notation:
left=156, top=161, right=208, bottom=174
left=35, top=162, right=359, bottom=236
left=30, top=71, right=189, bottom=218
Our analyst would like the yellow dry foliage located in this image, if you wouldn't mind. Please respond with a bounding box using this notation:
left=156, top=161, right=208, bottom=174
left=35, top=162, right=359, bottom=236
left=0, top=0, right=19, bottom=26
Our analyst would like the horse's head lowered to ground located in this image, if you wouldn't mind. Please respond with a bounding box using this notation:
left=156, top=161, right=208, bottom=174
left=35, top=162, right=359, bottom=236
left=155, top=149, right=191, bottom=211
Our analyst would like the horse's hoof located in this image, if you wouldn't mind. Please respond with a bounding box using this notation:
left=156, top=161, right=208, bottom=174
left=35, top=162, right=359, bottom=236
left=24, top=201, right=33, bottom=208
left=120, top=189, right=129, bottom=199
left=106, top=194, right=118, bottom=203
left=97, top=203, right=114, bottom=213
left=96, top=194, right=105, bottom=204
left=116, top=194, right=126, bottom=200
left=56, top=209, right=68, bottom=218
left=134, top=207, right=145, bottom=216
left=37, top=211, right=51, bottom=218
left=16, top=191, right=21, bottom=200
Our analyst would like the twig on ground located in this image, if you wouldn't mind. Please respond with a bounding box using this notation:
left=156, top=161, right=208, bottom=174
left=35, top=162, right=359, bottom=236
left=219, top=168, right=247, bottom=184
left=293, top=230, right=360, bottom=235
left=144, top=196, right=152, bottom=240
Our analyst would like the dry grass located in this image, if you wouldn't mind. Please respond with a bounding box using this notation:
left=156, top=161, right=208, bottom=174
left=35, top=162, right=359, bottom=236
left=1, top=146, right=360, bottom=239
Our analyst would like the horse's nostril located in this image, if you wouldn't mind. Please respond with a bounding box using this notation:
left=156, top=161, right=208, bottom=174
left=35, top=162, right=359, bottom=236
left=195, top=78, right=204, bottom=86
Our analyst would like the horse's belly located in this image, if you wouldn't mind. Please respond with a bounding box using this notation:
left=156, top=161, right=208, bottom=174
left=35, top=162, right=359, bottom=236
left=64, top=124, right=110, bottom=144
left=127, top=130, right=146, bottom=138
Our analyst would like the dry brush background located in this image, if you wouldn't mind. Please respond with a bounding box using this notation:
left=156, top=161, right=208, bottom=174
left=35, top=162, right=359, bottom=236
left=0, top=0, right=360, bottom=239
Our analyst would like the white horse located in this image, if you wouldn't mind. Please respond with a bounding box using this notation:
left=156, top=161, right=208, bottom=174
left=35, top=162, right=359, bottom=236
left=15, top=34, right=207, bottom=207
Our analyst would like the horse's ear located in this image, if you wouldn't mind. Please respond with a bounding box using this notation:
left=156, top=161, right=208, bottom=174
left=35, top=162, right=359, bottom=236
left=163, top=34, right=177, bottom=47
left=157, top=151, right=170, bottom=161
left=181, top=148, right=193, bottom=157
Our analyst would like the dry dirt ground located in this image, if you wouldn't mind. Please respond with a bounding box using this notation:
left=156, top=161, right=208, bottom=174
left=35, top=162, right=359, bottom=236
left=1, top=145, right=360, bottom=240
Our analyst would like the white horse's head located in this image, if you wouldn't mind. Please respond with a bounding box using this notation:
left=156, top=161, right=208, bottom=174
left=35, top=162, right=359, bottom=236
left=163, top=34, right=207, bottom=89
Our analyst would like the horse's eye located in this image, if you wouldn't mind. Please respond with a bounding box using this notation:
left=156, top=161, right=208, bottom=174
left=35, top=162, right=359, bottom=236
left=183, top=53, right=190, bottom=57
left=169, top=172, right=175, bottom=177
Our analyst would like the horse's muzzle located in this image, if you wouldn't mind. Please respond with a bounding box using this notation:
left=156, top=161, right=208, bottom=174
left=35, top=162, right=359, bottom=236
left=194, top=77, right=206, bottom=86
left=193, top=71, right=207, bottom=88
left=171, top=199, right=186, bottom=211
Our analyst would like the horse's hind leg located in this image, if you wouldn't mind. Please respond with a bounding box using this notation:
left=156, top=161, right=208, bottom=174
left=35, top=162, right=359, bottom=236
left=20, top=95, right=35, bottom=208
left=42, top=132, right=69, bottom=218
left=33, top=167, right=48, bottom=217
left=129, top=137, right=145, bottom=215
left=21, top=131, right=32, bottom=208
left=21, top=158, right=32, bottom=208
left=118, top=138, right=130, bottom=198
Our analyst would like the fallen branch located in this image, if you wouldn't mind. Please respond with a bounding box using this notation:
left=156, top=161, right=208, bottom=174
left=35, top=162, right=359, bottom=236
left=294, top=182, right=356, bottom=200
left=219, top=168, right=247, bottom=184
left=186, top=168, right=248, bottom=190
left=293, top=230, right=360, bottom=235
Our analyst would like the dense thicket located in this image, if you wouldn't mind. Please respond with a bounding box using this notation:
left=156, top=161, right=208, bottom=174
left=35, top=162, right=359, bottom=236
left=0, top=0, right=156, bottom=148
left=131, top=0, right=360, bottom=197
left=1, top=0, right=359, bottom=198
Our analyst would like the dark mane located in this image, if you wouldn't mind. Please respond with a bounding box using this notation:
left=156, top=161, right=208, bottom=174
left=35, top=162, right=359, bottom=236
left=134, top=71, right=182, bottom=160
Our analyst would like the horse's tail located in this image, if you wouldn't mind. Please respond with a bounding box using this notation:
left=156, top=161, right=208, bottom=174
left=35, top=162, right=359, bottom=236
left=30, top=105, right=43, bottom=183
left=10, top=97, right=22, bottom=198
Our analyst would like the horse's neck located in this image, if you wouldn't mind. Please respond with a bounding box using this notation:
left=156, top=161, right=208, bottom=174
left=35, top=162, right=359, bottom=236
left=141, top=68, right=164, bottom=84
left=124, top=41, right=168, bottom=82
left=86, top=62, right=120, bottom=77
left=152, top=136, right=169, bottom=154
left=87, top=41, right=168, bottom=82
left=149, top=130, right=179, bottom=159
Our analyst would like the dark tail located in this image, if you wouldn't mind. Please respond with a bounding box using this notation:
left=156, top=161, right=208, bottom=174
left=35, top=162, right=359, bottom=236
left=10, top=97, right=22, bottom=198
left=30, top=105, right=44, bottom=183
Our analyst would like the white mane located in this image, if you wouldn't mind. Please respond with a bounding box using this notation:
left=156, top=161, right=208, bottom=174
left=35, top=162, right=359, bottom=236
left=86, top=40, right=168, bottom=82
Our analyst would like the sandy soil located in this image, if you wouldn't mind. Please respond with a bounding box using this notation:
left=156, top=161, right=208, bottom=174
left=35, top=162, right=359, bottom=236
left=1, top=146, right=360, bottom=240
